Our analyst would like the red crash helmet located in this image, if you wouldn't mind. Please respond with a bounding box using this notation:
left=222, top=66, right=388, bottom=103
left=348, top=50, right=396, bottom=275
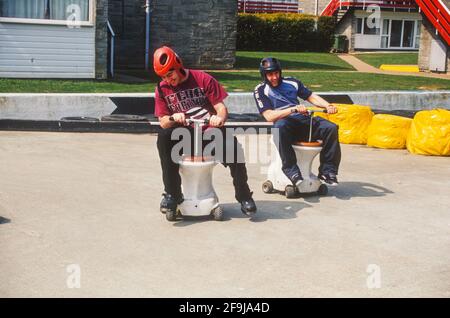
left=153, top=46, right=184, bottom=77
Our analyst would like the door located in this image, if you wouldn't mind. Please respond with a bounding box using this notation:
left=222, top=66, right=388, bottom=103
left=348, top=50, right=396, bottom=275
left=390, top=20, right=402, bottom=47
left=402, top=20, right=415, bottom=48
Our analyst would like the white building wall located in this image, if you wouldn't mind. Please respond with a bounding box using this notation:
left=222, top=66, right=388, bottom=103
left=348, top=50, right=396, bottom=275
left=354, top=10, right=422, bottom=50
left=0, top=23, right=95, bottom=78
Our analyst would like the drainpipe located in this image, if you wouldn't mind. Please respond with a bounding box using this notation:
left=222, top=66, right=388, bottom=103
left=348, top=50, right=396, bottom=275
left=314, top=0, right=319, bottom=31
left=107, top=20, right=115, bottom=78
left=145, top=0, right=151, bottom=71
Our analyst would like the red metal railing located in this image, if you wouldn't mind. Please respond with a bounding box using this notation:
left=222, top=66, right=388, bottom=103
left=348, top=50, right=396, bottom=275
left=321, top=0, right=417, bottom=16
left=238, top=0, right=299, bottom=13
left=415, top=0, right=450, bottom=44
left=321, top=0, right=449, bottom=45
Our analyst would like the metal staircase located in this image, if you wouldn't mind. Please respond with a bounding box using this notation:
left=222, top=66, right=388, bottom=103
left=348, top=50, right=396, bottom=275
left=322, top=0, right=450, bottom=45
left=415, top=0, right=450, bottom=45
left=336, top=8, right=349, bottom=23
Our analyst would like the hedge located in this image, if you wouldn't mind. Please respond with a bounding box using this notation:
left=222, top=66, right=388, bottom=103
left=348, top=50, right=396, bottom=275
left=237, top=13, right=336, bottom=52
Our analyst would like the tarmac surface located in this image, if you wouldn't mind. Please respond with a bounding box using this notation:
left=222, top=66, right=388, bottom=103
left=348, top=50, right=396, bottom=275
left=1, top=131, right=449, bottom=297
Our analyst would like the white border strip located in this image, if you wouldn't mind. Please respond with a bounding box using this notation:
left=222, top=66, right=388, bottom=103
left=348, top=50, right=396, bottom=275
left=1, top=91, right=450, bottom=98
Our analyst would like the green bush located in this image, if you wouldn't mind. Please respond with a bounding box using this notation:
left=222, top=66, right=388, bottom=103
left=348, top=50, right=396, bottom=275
left=237, top=13, right=336, bottom=52
left=316, top=15, right=336, bottom=51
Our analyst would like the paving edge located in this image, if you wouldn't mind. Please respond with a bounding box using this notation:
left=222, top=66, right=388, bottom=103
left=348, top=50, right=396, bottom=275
left=0, top=119, right=274, bottom=134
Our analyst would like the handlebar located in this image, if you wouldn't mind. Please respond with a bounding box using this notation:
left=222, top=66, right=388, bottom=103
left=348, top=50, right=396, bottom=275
left=292, top=107, right=328, bottom=114
left=169, top=116, right=210, bottom=125
left=307, top=107, right=328, bottom=114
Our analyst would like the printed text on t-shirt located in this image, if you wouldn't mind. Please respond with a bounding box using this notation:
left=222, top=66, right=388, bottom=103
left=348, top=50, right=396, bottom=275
left=164, top=88, right=208, bottom=113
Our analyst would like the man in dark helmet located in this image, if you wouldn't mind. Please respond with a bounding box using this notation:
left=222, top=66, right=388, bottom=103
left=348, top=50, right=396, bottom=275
left=153, top=46, right=257, bottom=217
left=253, top=57, right=341, bottom=189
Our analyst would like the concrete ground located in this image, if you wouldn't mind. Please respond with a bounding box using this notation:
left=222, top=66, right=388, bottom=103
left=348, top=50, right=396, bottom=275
left=0, top=131, right=449, bottom=298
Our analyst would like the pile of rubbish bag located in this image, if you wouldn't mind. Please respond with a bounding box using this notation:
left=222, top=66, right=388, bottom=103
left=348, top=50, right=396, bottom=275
left=323, top=104, right=449, bottom=156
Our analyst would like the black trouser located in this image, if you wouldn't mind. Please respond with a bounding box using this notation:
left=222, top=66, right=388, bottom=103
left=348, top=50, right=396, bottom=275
left=273, top=114, right=341, bottom=182
left=157, top=126, right=252, bottom=202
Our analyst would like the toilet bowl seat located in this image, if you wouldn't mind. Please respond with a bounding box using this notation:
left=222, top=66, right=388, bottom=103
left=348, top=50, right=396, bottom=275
left=293, top=140, right=323, bottom=147
left=182, top=156, right=214, bottom=162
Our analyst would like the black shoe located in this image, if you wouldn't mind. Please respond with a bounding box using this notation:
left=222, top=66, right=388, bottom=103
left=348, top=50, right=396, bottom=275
left=240, top=197, right=257, bottom=216
left=160, top=193, right=183, bottom=214
left=319, top=173, right=339, bottom=187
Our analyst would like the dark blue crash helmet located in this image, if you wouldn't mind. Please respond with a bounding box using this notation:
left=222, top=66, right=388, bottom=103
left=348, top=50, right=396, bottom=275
left=259, top=57, right=282, bottom=86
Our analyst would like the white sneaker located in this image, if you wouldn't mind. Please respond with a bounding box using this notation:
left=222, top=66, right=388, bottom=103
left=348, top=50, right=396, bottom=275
left=295, top=179, right=304, bottom=191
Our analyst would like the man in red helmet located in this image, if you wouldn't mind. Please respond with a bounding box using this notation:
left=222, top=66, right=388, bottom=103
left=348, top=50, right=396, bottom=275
left=153, top=46, right=257, bottom=217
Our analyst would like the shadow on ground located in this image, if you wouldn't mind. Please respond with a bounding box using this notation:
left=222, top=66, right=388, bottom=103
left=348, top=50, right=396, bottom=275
left=0, top=216, right=11, bottom=224
left=170, top=181, right=392, bottom=226
left=301, top=181, right=394, bottom=203
left=172, top=200, right=311, bottom=227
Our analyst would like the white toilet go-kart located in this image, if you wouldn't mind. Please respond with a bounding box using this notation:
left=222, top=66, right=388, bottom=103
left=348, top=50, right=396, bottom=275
left=262, top=108, right=329, bottom=198
left=166, top=117, right=223, bottom=221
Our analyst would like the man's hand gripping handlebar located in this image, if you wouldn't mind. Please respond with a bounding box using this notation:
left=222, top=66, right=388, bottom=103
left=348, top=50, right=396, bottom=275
left=169, top=116, right=210, bottom=125
left=291, top=106, right=329, bottom=115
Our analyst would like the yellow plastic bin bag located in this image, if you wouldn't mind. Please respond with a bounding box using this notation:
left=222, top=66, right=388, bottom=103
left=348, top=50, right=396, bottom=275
left=406, top=109, right=450, bottom=156
left=327, top=104, right=374, bottom=144
left=367, top=114, right=412, bottom=149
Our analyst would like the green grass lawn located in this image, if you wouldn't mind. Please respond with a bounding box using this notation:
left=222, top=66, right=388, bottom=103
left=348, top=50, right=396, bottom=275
left=2, top=71, right=449, bottom=93
left=0, top=78, right=153, bottom=93
left=235, top=51, right=355, bottom=71
left=355, top=53, right=419, bottom=68
left=213, top=72, right=450, bottom=91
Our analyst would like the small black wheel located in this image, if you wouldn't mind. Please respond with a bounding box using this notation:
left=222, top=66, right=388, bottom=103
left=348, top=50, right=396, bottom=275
left=285, top=185, right=297, bottom=199
left=166, top=209, right=177, bottom=222
left=212, top=206, right=224, bottom=221
left=318, top=184, right=328, bottom=196
left=262, top=180, right=274, bottom=194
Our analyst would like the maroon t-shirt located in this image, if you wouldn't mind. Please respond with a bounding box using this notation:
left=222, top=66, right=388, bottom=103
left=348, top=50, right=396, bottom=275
left=154, top=69, right=228, bottom=118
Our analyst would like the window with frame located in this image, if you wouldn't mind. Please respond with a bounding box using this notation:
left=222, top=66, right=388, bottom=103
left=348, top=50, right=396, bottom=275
left=356, top=18, right=363, bottom=34
left=415, top=21, right=421, bottom=49
left=0, top=0, right=90, bottom=22
left=363, top=18, right=380, bottom=35
left=356, top=17, right=380, bottom=35
left=402, top=20, right=415, bottom=48
left=381, top=19, right=390, bottom=48
left=389, top=20, right=402, bottom=47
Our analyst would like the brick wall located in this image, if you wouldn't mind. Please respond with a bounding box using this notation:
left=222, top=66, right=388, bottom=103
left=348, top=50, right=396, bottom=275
left=96, top=0, right=109, bottom=79
left=108, top=0, right=146, bottom=69
left=108, top=0, right=237, bottom=70
left=418, top=16, right=449, bottom=72
left=300, top=0, right=329, bottom=15
left=150, top=0, right=237, bottom=69
left=335, top=12, right=354, bottom=52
